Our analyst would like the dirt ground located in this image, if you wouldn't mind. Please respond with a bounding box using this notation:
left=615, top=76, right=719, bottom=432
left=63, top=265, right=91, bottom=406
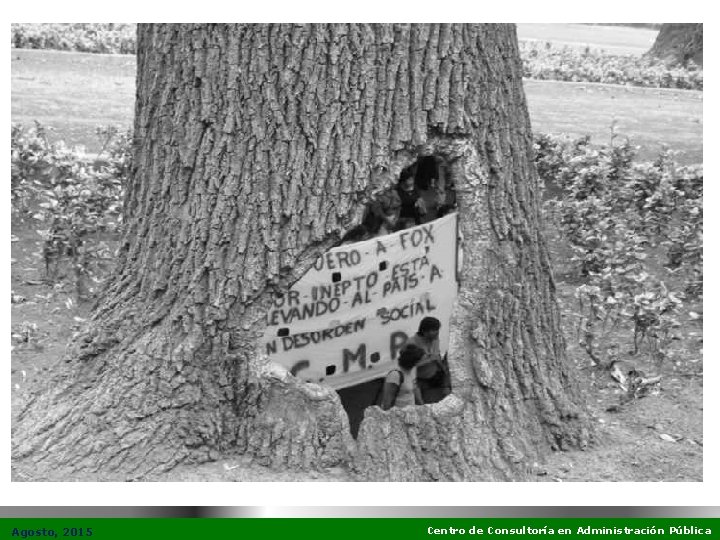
left=11, top=215, right=703, bottom=482
left=536, top=283, right=703, bottom=482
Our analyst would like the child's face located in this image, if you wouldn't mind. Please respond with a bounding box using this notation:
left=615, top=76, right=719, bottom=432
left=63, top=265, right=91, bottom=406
left=425, top=328, right=440, bottom=341
left=400, top=177, right=414, bottom=192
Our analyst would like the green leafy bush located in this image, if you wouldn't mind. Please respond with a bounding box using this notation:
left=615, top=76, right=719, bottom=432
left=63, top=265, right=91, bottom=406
left=535, top=133, right=702, bottom=367
left=11, top=123, right=129, bottom=299
left=11, top=122, right=55, bottom=217
left=520, top=41, right=703, bottom=90
left=11, top=23, right=136, bottom=55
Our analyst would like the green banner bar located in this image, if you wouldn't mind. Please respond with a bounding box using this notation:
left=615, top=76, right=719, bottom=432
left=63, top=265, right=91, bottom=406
left=1, top=519, right=718, bottom=540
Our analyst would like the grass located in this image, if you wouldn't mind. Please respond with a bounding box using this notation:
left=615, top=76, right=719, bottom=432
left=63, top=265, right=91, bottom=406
left=516, top=23, right=658, bottom=55
left=11, top=48, right=702, bottom=165
left=11, top=49, right=135, bottom=153
left=525, top=80, right=702, bottom=164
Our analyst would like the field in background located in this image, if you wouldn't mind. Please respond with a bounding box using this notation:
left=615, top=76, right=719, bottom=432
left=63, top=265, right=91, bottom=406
left=516, top=23, right=658, bottom=54
left=525, top=80, right=702, bottom=164
left=11, top=50, right=135, bottom=152
left=11, top=48, right=702, bottom=164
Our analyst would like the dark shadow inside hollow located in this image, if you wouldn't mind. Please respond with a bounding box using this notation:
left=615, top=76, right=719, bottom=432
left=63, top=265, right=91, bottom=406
left=412, top=155, right=440, bottom=190
left=399, top=155, right=456, bottom=223
left=336, top=377, right=385, bottom=439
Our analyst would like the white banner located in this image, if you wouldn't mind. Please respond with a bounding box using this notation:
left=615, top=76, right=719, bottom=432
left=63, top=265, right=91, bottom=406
left=263, top=213, right=459, bottom=389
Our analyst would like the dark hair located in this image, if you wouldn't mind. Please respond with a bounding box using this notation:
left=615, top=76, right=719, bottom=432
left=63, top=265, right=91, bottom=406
left=398, top=344, right=425, bottom=370
left=418, top=316, right=441, bottom=335
left=399, top=163, right=417, bottom=183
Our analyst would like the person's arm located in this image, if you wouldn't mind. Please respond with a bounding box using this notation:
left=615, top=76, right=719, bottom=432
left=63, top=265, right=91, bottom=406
left=414, top=382, right=424, bottom=405
left=429, top=339, right=442, bottom=363
left=436, top=184, right=446, bottom=207
left=380, top=370, right=402, bottom=410
left=380, top=382, right=400, bottom=410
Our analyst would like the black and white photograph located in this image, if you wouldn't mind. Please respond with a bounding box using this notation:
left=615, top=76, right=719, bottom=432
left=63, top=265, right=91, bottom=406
left=9, top=20, right=704, bottom=485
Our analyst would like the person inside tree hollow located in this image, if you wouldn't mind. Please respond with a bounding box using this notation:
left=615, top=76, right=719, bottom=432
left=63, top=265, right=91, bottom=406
left=341, top=189, right=400, bottom=243
left=362, top=166, right=424, bottom=237
left=368, top=188, right=401, bottom=234
left=380, top=344, right=425, bottom=410
left=414, top=156, right=448, bottom=223
left=404, top=316, right=451, bottom=404
left=394, top=165, right=426, bottom=230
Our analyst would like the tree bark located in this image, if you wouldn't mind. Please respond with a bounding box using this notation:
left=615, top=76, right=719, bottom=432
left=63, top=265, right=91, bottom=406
left=13, top=23, right=593, bottom=481
left=646, top=23, right=703, bottom=67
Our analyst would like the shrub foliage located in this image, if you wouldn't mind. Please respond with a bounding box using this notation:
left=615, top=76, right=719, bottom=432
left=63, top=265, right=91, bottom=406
left=11, top=23, right=136, bottom=55
left=536, top=133, right=702, bottom=368
left=520, top=41, right=703, bottom=90
left=11, top=123, right=129, bottom=299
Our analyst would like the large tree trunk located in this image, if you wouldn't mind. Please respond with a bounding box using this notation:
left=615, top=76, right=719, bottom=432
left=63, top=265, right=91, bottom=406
left=646, top=23, right=703, bottom=67
left=12, top=23, right=593, bottom=481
